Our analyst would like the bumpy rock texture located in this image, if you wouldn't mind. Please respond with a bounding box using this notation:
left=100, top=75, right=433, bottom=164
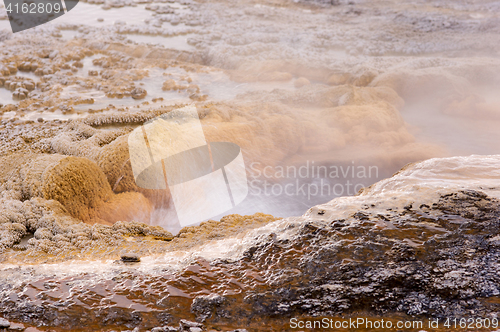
left=0, top=0, right=500, bottom=330
left=0, top=153, right=152, bottom=225
left=1, top=186, right=499, bottom=331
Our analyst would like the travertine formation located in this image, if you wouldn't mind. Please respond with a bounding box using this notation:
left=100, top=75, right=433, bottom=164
left=0, top=0, right=499, bottom=329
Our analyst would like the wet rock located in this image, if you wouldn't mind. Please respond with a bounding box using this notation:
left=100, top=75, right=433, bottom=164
left=327, top=72, right=350, bottom=85
left=353, top=70, right=377, bottom=86
left=179, top=320, right=203, bottom=331
left=49, top=50, right=59, bottom=59
left=121, top=253, right=141, bottom=262
left=131, top=88, right=147, bottom=99
left=294, top=77, right=310, bottom=88
left=0, top=2, right=498, bottom=330
left=162, top=79, right=178, bottom=91
left=0, top=317, right=10, bottom=328
left=151, top=327, right=178, bottom=332
left=371, top=69, right=471, bottom=100
left=191, top=294, right=226, bottom=322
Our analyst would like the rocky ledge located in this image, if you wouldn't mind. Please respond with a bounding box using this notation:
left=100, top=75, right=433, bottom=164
left=0, top=156, right=499, bottom=331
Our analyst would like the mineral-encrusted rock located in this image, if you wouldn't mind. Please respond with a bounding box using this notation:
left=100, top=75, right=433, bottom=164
left=0, top=317, right=10, bottom=328
left=0, top=154, right=499, bottom=330
left=190, top=294, right=226, bottom=322
left=151, top=327, right=178, bottom=332
left=131, top=88, right=147, bottom=99
left=294, top=77, right=310, bottom=88
left=0, top=153, right=152, bottom=225
left=179, top=320, right=204, bottom=332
